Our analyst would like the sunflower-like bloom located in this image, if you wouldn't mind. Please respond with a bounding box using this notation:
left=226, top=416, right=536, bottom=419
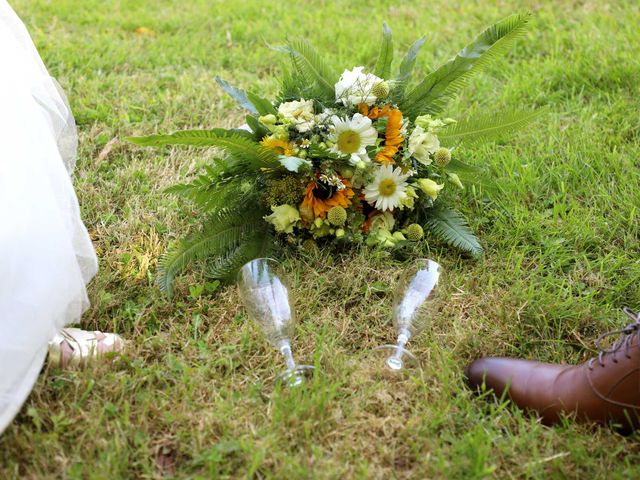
left=301, top=177, right=354, bottom=219
left=359, top=104, right=404, bottom=165
left=260, top=136, right=295, bottom=156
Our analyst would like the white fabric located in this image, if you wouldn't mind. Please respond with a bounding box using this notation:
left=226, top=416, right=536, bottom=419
left=0, top=2, right=98, bottom=433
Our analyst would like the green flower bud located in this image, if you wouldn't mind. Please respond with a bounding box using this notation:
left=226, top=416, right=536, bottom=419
left=339, top=166, right=354, bottom=179
left=327, top=206, right=347, bottom=226
left=434, top=147, right=452, bottom=167
left=392, top=231, right=406, bottom=242
left=406, top=224, right=424, bottom=241
left=335, top=228, right=345, bottom=238
left=301, top=239, right=319, bottom=252
left=447, top=172, right=464, bottom=189
left=259, top=114, right=277, bottom=125
left=415, top=178, right=445, bottom=201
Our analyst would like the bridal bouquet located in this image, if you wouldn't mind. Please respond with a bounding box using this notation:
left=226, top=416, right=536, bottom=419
left=129, top=14, right=539, bottom=294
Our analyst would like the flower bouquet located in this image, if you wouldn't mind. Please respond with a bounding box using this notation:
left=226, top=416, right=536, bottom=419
left=128, top=13, right=540, bottom=295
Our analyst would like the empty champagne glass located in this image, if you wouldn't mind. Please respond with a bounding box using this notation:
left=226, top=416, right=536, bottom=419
left=237, top=258, right=314, bottom=387
left=374, top=259, right=442, bottom=372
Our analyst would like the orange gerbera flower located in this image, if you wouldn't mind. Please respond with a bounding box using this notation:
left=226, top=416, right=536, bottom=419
left=359, top=104, right=404, bottom=166
left=301, top=177, right=354, bottom=219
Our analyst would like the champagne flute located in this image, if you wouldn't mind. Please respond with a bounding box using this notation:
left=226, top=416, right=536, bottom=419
left=374, top=259, right=442, bottom=372
left=237, top=258, right=314, bottom=386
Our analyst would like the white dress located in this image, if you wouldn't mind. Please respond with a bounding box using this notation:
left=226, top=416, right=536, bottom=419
left=0, top=2, right=98, bottom=433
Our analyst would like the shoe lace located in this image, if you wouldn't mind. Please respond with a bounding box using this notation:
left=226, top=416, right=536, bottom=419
left=588, top=307, right=640, bottom=370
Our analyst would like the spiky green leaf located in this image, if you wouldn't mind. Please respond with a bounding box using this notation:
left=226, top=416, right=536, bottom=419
left=390, top=36, right=426, bottom=104
left=374, top=23, right=394, bottom=79
left=401, top=13, right=531, bottom=118
left=425, top=207, right=483, bottom=256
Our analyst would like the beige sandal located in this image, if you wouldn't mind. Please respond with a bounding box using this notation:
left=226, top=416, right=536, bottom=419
left=48, top=328, right=125, bottom=368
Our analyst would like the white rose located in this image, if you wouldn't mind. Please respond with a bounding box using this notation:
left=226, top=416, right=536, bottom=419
left=277, top=99, right=316, bottom=132
left=334, top=66, right=383, bottom=106
left=408, top=125, right=440, bottom=165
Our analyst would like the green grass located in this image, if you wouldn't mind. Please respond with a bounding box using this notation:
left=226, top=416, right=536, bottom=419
left=2, top=0, right=640, bottom=478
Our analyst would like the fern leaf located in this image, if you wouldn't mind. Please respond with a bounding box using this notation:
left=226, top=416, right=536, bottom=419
left=274, top=41, right=336, bottom=101
left=390, top=36, right=425, bottom=104
left=401, top=13, right=531, bottom=118
left=215, top=76, right=258, bottom=114
left=374, top=23, right=393, bottom=79
left=207, top=228, right=273, bottom=282
left=157, top=207, right=266, bottom=295
left=425, top=207, right=483, bottom=257
left=439, top=108, right=544, bottom=146
left=126, top=129, right=280, bottom=171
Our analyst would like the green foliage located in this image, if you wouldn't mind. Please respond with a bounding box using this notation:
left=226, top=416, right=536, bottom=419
left=374, top=23, right=393, bottom=79
left=246, top=92, right=277, bottom=116
left=439, top=109, right=545, bottom=146
left=274, top=40, right=336, bottom=103
left=245, top=115, right=270, bottom=141
left=158, top=206, right=270, bottom=295
left=400, top=13, right=531, bottom=118
left=424, top=206, right=483, bottom=256
left=126, top=129, right=281, bottom=173
left=215, top=76, right=257, bottom=114
left=445, top=158, right=497, bottom=193
left=390, top=36, right=426, bottom=104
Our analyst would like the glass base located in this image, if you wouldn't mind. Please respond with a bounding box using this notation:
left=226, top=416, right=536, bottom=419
left=372, top=345, right=419, bottom=372
left=276, top=365, right=315, bottom=387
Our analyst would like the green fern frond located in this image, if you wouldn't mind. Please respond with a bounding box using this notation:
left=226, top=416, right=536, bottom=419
left=157, top=207, right=267, bottom=295
left=439, top=108, right=544, bottom=146
left=374, top=23, right=393, bottom=79
left=126, top=129, right=280, bottom=172
left=278, top=66, right=311, bottom=102
left=390, top=36, right=426, bottom=104
left=424, top=207, right=483, bottom=257
left=274, top=41, right=336, bottom=101
left=169, top=176, right=261, bottom=213
left=401, top=13, right=531, bottom=118
left=207, top=228, right=273, bottom=282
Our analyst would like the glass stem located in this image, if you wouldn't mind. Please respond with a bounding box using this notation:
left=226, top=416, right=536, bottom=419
left=392, top=328, right=411, bottom=362
left=278, top=340, right=296, bottom=371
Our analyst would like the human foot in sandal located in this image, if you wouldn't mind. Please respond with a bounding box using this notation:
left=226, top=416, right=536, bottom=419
left=48, top=328, right=125, bottom=368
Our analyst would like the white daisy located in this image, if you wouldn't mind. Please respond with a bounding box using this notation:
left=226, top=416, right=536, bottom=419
left=329, top=113, right=378, bottom=165
left=364, top=164, right=410, bottom=211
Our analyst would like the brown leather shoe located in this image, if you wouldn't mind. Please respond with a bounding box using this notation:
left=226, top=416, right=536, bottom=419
left=465, top=307, right=640, bottom=429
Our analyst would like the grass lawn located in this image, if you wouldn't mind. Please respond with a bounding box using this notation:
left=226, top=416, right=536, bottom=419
left=2, top=0, right=640, bottom=478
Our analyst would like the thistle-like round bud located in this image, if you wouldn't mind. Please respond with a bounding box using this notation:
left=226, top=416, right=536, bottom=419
left=406, top=223, right=424, bottom=241
left=327, top=206, right=347, bottom=226
left=301, top=239, right=319, bottom=252
left=372, top=81, right=390, bottom=99
left=434, top=147, right=452, bottom=167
